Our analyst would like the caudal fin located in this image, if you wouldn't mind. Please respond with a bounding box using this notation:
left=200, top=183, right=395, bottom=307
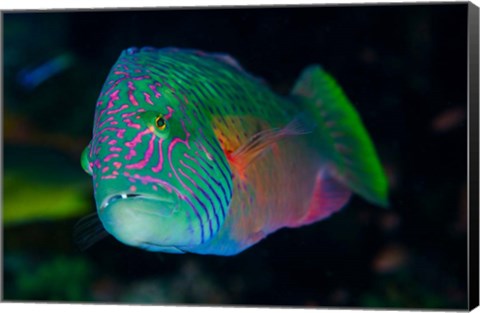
left=291, top=65, right=388, bottom=207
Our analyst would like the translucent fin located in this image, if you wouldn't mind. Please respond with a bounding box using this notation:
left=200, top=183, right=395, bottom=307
left=296, top=168, right=352, bottom=226
left=229, top=113, right=315, bottom=177
left=209, top=53, right=246, bottom=73
left=73, top=213, right=109, bottom=251
left=292, top=65, right=388, bottom=207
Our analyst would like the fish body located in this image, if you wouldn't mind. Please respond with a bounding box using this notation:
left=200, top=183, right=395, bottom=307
left=80, top=47, right=388, bottom=256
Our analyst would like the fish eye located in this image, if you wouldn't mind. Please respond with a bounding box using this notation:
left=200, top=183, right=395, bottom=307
left=155, top=115, right=167, bottom=131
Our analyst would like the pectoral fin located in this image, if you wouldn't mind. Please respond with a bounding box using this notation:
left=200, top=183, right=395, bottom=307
left=228, top=113, right=315, bottom=178
left=81, top=144, right=93, bottom=175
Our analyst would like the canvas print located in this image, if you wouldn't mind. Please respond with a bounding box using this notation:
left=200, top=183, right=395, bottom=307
left=2, top=3, right=475, bottom=309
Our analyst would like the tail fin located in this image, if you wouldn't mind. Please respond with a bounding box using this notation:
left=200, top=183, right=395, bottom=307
left=291, top=65, right=388, bottom=207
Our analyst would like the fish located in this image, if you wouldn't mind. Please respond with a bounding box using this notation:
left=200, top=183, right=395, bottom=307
left=17, top=53, right=74, bottom=90
left=77, top=47, right=388, bottom=256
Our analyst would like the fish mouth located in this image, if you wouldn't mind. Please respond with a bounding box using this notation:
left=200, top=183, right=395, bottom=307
left=97, top=190, right=193, bottom=249
left=100, top=193, right=176, bottom=211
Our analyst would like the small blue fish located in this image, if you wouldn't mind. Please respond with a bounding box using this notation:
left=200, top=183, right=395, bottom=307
left=17, top=53, right=74, bottom=90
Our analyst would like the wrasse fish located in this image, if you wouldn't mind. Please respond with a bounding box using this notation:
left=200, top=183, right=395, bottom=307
left=77, top=47, right=388, bottom=256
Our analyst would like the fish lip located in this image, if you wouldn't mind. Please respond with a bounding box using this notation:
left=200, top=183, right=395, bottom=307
left=142, top=242, right=186, bottom=253
left=100, top=193, right=176, bottom=211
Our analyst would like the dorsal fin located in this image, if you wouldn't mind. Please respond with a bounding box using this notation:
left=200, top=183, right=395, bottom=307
left=203, top=51, right=266, bottom=84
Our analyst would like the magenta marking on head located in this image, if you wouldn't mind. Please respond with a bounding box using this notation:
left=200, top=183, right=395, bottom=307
left=164, top=106, right=174, bottom=119
left=132, top=75, right=151, bottom=81
left=125, top=149, right=137, bottom=161
left=113, top=162, right=122, bottom=169
left=110, top=147, right=122, bottom=152
left=104, top=153, right=119, bottom=162
left=125, top=128, right=151, bottom=149
left=121, top=112, right=137, bottom=118
left=110, top=121, right=119, bottom=125
left=129, top=178, right=136, bottom=183
left=148, top=85, right=162, bottom=99
left=103, top=74, right=129, bottom=96
left=130, top=185, right=137, bottom=192
left=101, top=175, right=117, bottom=180
left=108, top=104, right=129, bottom=115
left=144, top=92, right=154, bottom=105
left=103, top=83, right=118, bottom=98
left=108, top=139, right=117, bottom=145
left=128, top=95, right=139, bottom=106
left=102, top=166, right=110, bottom=173
left=117, top=129, right=126, bottom=139
left=123, top=118, right=141, bottom=129
left=127, top=81, right=139, bottom=106
left=149, top=83, right=162, bottom=98
left=99, top=135, right=110, bottom=143
left=127, top=173, right=176, bottom=194
left=109, top=89, right=120, bottom=106
left=94, top=108, right=108, bottom=131
left=94, top=160, right=102, bottom=169
left=112, top=170, right=119, bottom=175
left=98, top=117, right=115, bottom=129
left=151, top=139, right=164, bottom=173
left=93, top=127, right=118, bottom=139
left=125, top=134, right=155, bottom=170
left=152, top=185, right=158, bottom=191
left=114, top=71, right=128, bottom=75
left=92, top=128, right=125, bottom=143
left=123, top=127, right=151, bottom=160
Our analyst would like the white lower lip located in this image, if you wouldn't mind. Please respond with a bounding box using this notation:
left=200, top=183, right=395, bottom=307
left=140, top=242, right=186, bottom=253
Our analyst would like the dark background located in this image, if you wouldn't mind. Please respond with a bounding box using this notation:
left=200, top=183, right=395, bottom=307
left=3, top=3, right=469, bottom=308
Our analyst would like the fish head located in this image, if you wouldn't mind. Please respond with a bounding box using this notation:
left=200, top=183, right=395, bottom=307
left=82, top=66, right=233, bottom=252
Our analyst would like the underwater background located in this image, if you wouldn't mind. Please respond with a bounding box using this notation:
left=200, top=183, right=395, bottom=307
left=3, top=3, right=469, bottom=308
